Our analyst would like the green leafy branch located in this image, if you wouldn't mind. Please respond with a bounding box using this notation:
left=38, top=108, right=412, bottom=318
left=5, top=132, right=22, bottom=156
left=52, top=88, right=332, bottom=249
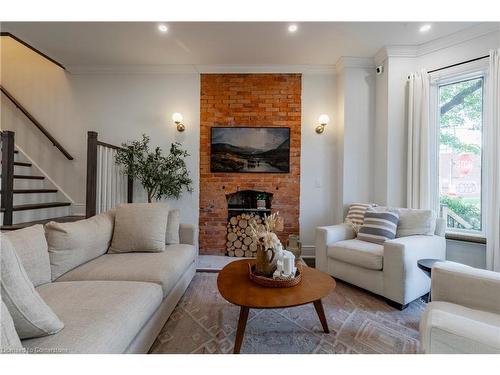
left=115, top=134, right=193, bottom=203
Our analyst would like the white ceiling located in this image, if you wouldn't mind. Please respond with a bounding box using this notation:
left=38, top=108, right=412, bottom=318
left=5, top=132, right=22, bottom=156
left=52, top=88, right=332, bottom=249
left=0, top=22, right=490, bottom=66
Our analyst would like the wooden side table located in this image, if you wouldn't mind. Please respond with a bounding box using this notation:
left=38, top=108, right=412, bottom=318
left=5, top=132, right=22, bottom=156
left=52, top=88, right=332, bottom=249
left=217, top=259, right=336, bottom=354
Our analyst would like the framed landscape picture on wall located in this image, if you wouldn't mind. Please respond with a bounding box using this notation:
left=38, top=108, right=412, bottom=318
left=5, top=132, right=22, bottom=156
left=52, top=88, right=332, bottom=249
left=210, top=127, right=290, bottom=173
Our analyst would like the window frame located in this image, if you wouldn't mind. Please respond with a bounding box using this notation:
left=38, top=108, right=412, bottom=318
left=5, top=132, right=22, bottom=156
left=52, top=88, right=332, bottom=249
left=429, top=60, right=489, bottom=239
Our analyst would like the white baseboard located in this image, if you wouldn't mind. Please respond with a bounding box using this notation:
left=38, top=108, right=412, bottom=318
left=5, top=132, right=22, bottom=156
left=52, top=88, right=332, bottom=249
left=301, top=245, right=315, bottom=258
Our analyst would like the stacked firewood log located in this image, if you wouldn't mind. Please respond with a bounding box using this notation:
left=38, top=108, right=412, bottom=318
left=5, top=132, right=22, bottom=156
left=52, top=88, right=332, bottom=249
left=226, top=213, right=264, bottom=257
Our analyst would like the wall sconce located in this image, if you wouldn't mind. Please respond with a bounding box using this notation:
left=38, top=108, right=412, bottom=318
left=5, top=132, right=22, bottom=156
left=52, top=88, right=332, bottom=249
left=315, top=114, right=330, bottom=134
left=172, top=112, right=185, bottom=132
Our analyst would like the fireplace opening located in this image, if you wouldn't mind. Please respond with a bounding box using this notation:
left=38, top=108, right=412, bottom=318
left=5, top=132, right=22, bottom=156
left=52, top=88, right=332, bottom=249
left=225, top=190, right=273, bottom=257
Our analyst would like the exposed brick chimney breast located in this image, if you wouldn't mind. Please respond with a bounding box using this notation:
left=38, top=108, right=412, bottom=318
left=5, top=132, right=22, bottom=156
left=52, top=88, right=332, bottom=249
left=199, top=73, right=301, bottom=254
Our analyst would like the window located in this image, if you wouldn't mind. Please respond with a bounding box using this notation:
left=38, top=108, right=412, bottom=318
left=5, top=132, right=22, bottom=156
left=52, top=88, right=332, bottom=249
left=437, top=76, right=484, bottom=234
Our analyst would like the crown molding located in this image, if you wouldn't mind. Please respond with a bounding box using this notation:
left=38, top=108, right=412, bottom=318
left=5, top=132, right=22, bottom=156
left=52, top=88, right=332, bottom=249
left=67, top=65, right=198, bottom=74
left=374, top=22, right=500, bottom=65
left=374, top=46, right=418, bottom=65
left=335, top=57, right=374, bottom=73
left=196, top=64, right=336, bottom=74
left=416, top=22, right=500, bottom=57
left=67, top=64, right=336, bottom=75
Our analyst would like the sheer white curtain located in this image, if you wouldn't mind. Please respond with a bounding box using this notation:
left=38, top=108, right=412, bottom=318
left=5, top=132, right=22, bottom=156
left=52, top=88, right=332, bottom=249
left=407, top=69, right=431, bottom=209
left=486, top=49, right=500, bottom=272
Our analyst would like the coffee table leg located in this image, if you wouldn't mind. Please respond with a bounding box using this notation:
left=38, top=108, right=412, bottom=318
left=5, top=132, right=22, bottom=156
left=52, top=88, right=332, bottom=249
left=313, top=299, right=329, bottom=333
left=233, top=306, right=249, bottom=354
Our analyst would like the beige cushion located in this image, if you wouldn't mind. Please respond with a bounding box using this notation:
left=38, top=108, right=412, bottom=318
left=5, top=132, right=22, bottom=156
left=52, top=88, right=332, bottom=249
left=166, top=209, right=180, bottom=244
left=395, top=208, right=436, bottom=237
left=420, top=301, right=500, bottom=354
left=0, top=237, right=64, bottom=339
left=109, top=203, right=169, bottom=253
left=57, top=244, right=196, bottom=297
left=22, top=281, right=162, bottom=354
left=1, top=300, right=25, bottom=354
left=328, top=239, right=384, bottom=270
left=46, top=211, right=115, bottom=280
left=4, top=225, right=51, bottom=287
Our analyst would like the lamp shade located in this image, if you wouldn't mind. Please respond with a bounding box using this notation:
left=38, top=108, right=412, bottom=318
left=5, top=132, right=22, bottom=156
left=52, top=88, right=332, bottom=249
left=172, top=112, right=183, bottom=123
left=318, top=114, right=330, bottom=125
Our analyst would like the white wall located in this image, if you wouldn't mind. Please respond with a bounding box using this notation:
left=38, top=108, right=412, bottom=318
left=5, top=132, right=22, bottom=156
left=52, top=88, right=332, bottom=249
left=300, top=73, right=336, bottom=249
left=1, top=37, right=340, bottom=246
left=335, top=59, right=376, bottom=216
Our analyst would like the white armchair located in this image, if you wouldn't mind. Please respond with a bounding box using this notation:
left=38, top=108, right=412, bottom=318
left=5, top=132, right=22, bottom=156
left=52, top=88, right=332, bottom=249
left=315, top=219, right=446, bottom=309
left=419, top=262, right=500, bottom=353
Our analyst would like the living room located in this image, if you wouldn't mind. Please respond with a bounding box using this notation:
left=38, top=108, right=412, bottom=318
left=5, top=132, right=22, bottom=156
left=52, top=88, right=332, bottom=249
left=1, top=0, right=499, bottom=373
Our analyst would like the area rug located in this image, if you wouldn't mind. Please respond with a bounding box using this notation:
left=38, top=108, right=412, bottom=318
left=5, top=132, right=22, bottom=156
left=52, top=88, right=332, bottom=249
left=149, top=272, right=425, bottom=354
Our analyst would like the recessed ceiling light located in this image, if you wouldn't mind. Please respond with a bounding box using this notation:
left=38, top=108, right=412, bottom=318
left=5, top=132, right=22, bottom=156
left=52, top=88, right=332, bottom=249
left=288, top=24, right=298, bottom=33
left=419, top=24, right=431, bottom=33
left=158, top=24, right=168, bottom=33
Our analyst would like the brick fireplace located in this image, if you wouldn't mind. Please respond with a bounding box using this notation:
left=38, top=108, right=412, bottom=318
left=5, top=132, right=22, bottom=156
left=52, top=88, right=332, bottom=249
left=199, top=73, right=301, bottom=255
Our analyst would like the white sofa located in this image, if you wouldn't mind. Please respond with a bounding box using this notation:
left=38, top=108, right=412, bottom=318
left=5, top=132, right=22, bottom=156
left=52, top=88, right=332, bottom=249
left=419, top=262, right=500, bottom=353
left=2, top=214, right=198, bottom=354
left=315, top=217, right=446, bottom=309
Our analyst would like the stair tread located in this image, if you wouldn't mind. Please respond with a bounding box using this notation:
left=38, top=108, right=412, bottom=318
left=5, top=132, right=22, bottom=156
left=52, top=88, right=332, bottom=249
left=1, top=202, right=71, bottom=212
left=1, top=215, right=84, bottom=231
left=0, top=161, right=32, bottom=167
left=0, top=175, right=45, bottom=179
left=13, top=175, right=45, bottom=180
left=0, top=189, right=58, bottom=194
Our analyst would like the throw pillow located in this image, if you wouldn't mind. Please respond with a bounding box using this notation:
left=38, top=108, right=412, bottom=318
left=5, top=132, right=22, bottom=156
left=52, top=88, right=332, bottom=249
left=166, top=209, right=180, bottom=245
left=395, top=208, right=436, bottom=237
left=1, top=300, right=25, bottom=354
left=1, top=237, right=64, bottom=339
left=345, top=203, right=376, bottom=229
left=357, top=208, right=400, bottom=244
left=108, top=203, right=169, bottom=253
left=46, top=210, right=115, bottom=280
left=4, top=225, right=51, bottom=287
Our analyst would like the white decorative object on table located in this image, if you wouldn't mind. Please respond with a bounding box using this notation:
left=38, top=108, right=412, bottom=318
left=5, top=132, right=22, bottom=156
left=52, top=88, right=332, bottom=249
left=273, top=249, right=297, bottom=280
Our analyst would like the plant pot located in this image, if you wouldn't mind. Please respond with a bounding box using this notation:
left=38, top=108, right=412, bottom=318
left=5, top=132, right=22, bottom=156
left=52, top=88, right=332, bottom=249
left=256, top=199, right=266, bottom=209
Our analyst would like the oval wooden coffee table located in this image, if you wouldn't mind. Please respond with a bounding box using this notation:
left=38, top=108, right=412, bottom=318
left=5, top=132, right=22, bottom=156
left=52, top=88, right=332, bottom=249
left=217, top=259, right=336, bottom=353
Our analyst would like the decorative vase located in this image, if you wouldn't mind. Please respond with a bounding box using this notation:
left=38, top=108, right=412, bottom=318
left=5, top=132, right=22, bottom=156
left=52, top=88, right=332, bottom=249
left=255, top=243, right=278, bottom=277
left=286, top=235, right=302, bottom=259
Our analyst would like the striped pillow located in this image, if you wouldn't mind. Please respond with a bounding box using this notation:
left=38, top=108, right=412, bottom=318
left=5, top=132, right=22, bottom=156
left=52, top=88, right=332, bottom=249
left=345, top=203, right=374, bottom=226
left=357, top=209, right=400, bottom=244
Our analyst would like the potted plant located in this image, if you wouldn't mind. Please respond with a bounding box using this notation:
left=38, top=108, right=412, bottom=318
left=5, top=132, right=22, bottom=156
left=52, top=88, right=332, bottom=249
left=256, top=192, right=267, bottom=210
left=115, top=134, right=193, bottom=203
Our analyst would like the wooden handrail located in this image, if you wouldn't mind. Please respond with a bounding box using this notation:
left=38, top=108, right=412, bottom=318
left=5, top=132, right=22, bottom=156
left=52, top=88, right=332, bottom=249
left=0, top=85, right=74, bottom=160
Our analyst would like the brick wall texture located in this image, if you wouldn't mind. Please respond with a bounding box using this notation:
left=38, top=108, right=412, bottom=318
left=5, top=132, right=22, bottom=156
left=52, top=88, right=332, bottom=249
left=199, top=73, right=302, bottom=254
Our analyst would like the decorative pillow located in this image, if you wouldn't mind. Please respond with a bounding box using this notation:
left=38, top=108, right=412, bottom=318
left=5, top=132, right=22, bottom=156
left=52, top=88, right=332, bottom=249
left=345, top=203, right=376, bottom=229
left=357, top=208, right=400, bottom=244
left=395, top=208, right=436, bottom=237
left=0, top=237, right=64, bottom=339
left=166, top=209, right=180, bottom=245
left=46, top=210, right=115, bottom=280
left=4, top=225, right=51, bottom=287
left=1, top=300, right=25, bottom=354
left=109, top=203, right=169, bottom=253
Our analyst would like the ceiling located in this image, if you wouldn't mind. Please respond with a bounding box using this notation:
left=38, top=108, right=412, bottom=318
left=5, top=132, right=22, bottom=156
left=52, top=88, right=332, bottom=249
left=0, top=22, right=490, bottom=67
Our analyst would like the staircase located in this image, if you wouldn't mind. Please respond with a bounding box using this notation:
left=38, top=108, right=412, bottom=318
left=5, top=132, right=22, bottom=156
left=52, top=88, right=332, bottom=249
left=1, top=134, right=83, bottom=231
